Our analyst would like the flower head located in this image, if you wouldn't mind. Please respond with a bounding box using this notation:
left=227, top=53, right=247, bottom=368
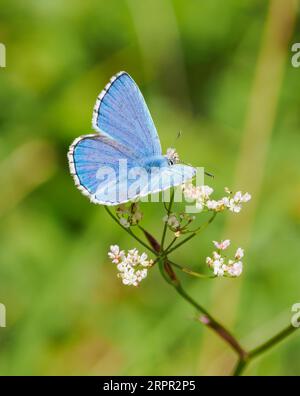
left=181, top=182, right=251, bottom=214
left=163, top=213, right=180, bottom=230
left=227, top=191, right=252, bottom=213
left=108, top=245, right=125, bottom=264
left=235, top=247, right=244, bottom=260
left=108, top=246, right=153, bottom=286
left=163, top=211, right=195, bottom=236
left=227, top=261, right=243, bottom=277
left=165, top=147, right=180, bottom=165
left=206, top=241, right=245, bottom=278
left=116, top=202, right=143, bottom=228
left=213, top=239, right=231, bottom=250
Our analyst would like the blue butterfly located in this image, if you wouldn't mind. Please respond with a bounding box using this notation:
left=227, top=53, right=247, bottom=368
left=68, top=71, right=196, bottom=205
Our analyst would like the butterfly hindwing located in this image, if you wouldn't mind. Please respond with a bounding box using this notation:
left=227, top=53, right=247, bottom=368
left=68, top=134, right=141, bottom=204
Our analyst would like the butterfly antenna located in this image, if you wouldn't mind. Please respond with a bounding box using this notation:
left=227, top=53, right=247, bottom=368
left=205, top=171, right=214, bottom=178
left=179, top=160, right=214, bottom=178
left=180, top=159, right=192, bottom=167
left=171, top=130, right=182, bottom=147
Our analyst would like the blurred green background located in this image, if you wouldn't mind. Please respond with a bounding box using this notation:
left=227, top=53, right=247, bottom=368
left=0, top=0, right=299, bottom=376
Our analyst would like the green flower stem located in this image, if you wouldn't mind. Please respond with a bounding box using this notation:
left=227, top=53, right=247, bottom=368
left=142, top=227, right=299, bottom=375
left=161, top=190, right=174, bottom=250
left=249, top=324, right=297, bottom=359
left=233, top=324, right=298, bottom=376
left=233, top=359, right=248, bottom=376
left=164, top=237, right=177, bottom=253
left=105, top=206, right=299, bottom=376
left=168, top=259, right=214, bottom=279
left=161, top=259, right=248, bottom=358
left=165, top=212, right=217, bottom=255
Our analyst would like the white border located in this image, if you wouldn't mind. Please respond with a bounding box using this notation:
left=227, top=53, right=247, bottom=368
left=92, top=71, right=126, bottom=132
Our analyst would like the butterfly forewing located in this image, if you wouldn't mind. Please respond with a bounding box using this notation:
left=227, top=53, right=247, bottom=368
left=92, top=72, right=162, bottom=158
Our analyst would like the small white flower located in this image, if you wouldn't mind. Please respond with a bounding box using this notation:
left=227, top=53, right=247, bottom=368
left=199, top=185, right=214, bottom=199
left=220, top=196, right=229, bottom=208
left=226, top=198, right=241, bottom=213
left=206, top=199, right=227, bottom=212
left=241, top=192, right=251, bottom=202
left=213, top=239, right=231, bottom=250
left=116, top=261, right=128, bottom=272
left=226, top=191, right=251, bottom=213
left=182, top=183, right=213, bottom=203
left=120, top=217, right=130, bottom=228
left=235, top=247, right=244, bottom=260
left=212, top=251, right=221, bottom=260
left=206, top=200, right=218, bottom=210
left=233, top=191, right=242, bottom=201
left=108, top=245, right=124, bottom=264
left=227, top=261, right=243, bottom=277
left=213, top=261, right=225, bottom=277
left=139, top=252, right=153, bottom=268
left=164, top=214, right=180, bottom=229
left=195, top=201, right=204, bottom=211
left=166, top=147, right=180, bottom=164
left=206, top=256, right=213, bottom=267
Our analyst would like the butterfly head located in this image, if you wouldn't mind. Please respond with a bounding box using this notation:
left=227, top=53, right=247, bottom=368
left=165, top=147, right=180, bottom=166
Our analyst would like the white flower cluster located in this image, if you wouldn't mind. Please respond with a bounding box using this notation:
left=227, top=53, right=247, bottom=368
left=206, top=240, right=244, bottom=277
left=108, top=245, right=153, bottom=286
left=182, top=184, right=251, bottom=213
left=116, top=202, right=143, bottom=228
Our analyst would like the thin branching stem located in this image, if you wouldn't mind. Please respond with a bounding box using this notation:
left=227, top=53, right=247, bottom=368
left=164, top=237, right=177, bottom=253
left=161, top=190, right=174, bottom=250
left=168, top=259, right=213, bottom=279
left=248, top=324, right=297, bottom=359
left=165, top=212, right=217, bottom=255
left=105, top=204, right=298, bottom=376
left=104, top=206, right=157, bottom=255
left=233, top=324, right=298, bottom=376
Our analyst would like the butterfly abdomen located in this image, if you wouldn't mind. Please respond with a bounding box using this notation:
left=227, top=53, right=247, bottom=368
left=142, top=155, right=168, bottom=169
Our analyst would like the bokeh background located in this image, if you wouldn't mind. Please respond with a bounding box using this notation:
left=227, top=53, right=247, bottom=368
left=0, top=0, right=299, bottom=375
